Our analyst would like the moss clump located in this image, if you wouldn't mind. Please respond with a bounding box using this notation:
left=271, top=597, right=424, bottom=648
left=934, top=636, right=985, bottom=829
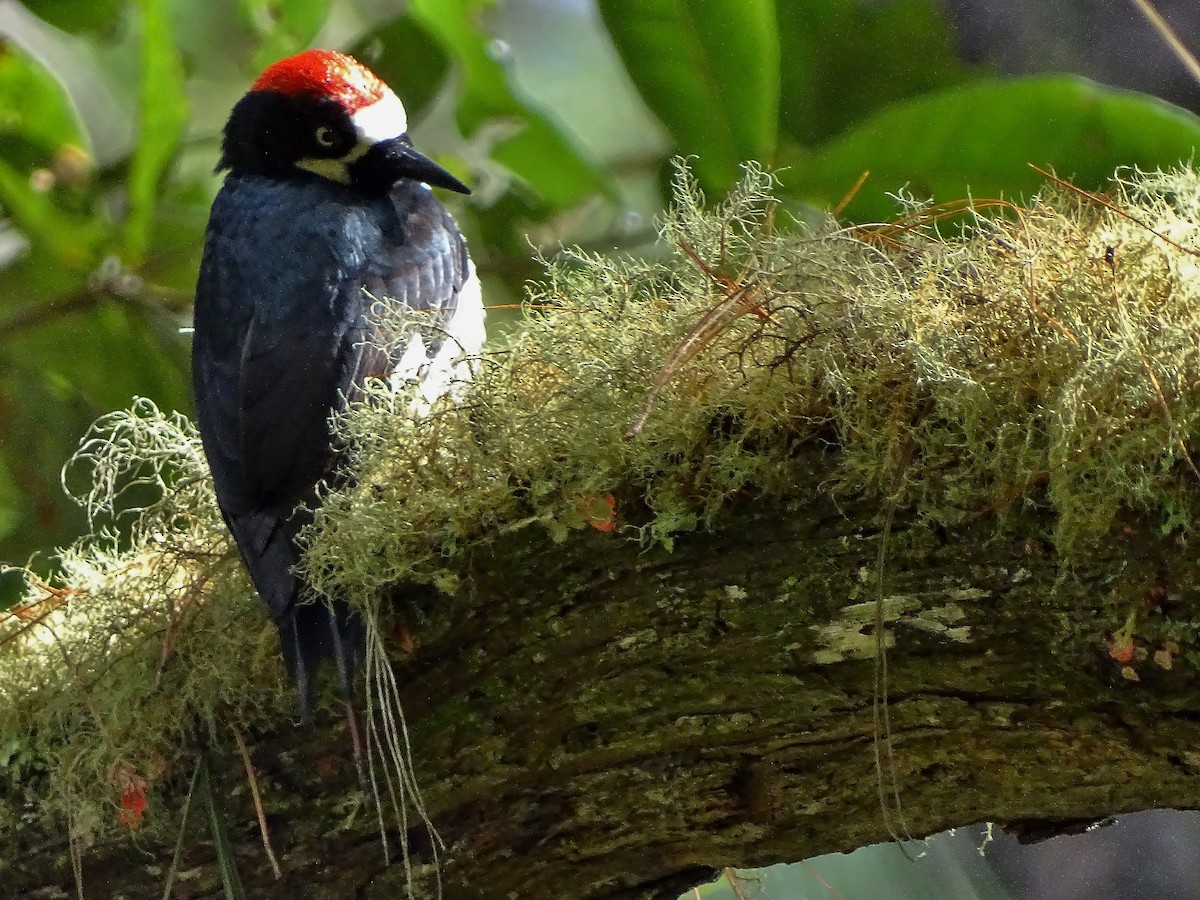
left=305, top=164, right=1200, bottom=605
left=0, top=402, right=284, bottom=846
left=5, top=161, right=1200, bottom=852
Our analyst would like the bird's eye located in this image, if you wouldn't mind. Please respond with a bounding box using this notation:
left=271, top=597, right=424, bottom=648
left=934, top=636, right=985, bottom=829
left=315, top=126, right=337, bottom=148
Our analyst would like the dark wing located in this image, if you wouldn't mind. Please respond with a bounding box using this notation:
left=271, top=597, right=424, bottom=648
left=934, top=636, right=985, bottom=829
left=352, top=183, right=472, bottom=395
left=193, top=245, right=363, bottom=515
left=192, top=175, right=470, bottom=713
left=235, top=292, right=384, bottom=502
left=194, top=178, right=466, bottom=510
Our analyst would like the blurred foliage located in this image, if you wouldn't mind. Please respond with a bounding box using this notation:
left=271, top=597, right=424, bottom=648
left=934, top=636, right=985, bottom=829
left=2, top=2, right=1199, bottom=896
left=1, top=0, right=1199, bottom=602
left=599, top=0, right=779, bottom=190
left=785, top=76, right=1200, bottom=221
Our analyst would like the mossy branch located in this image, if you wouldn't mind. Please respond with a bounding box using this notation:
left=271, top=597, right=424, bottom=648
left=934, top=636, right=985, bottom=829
left=6, top=163, right=1200, bottom=897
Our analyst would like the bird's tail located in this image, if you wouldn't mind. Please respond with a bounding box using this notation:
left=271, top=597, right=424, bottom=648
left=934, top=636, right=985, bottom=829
left=226, top=508, right=364, bottom=720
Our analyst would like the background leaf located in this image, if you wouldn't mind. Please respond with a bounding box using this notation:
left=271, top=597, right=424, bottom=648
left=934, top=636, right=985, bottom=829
left=776, top=0, right=971, bottom=147
left=783, top=76, right=1200, bottom=221
left=598, top=0, right=779, bottom=192
left=0, top=46, right=87, bottom=167
left=123, top=0, right=188, bottom=263
left=349, top=14, right=450, bottom=119
left=17, top=0, right=123, bottom=35
left=408, top=0, right=615, bottom=209
left=242, top=0, right=333, bottom=71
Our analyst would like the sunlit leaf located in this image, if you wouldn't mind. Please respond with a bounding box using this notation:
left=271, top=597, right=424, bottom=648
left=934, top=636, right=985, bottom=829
left=408, top=0, right=614, bottom=208
left=0, top=159, right=105, bottom=270
left=784, top=76, right=1200, bottom=222
left=0, top=46, right=86, bottom=167
left=0, top=48, right=102, bottom=269
left=243, top=0, right=334, bottom=71
left=598, top=0, right=779, bottom=192
left=19, top=0, right=122, bottom=35
left=123, top=0, right=189, bottom=263
left=776, top=0, right=971, bottom=147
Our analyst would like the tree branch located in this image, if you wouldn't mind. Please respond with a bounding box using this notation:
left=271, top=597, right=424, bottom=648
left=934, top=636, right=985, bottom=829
left=5, top=459, right=1199, bottom=897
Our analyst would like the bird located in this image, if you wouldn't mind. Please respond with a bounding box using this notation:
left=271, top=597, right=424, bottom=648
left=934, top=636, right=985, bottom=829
left=192, top=49, right=484, bottom=720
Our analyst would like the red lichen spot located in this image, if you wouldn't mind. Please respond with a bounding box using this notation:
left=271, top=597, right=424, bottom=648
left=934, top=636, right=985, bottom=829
left=394, top=623, right=417, bottom=655
left=118, top=786, right=147, bottom=829
left=580, top=492, right=617, bottom=533
left=252, top=49, right=387, bottom=112
left=1107, top=634, right=1136, bottom=665
left=112, top=764, right=149, bottom=830
left=1106, top=609, right=1138, bottom=667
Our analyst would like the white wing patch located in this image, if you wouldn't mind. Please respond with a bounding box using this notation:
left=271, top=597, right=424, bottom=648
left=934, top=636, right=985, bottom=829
left=389, top=258, right=485, bottom=413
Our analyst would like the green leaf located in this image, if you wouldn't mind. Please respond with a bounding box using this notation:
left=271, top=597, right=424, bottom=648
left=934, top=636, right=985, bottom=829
left=161, top=758, right=203, bottom=900
left=20, top=0, right=123, bottom=35
left=0, top=159, right=105, bottom=270
left=0, top=49, right=103, bottom=269
left=197, top=753, right=247, bottom=900
left=123, top=0, right=189, bottom=263
left=242, top=0, right=334, bottom=71
left=776, top=0, right=971, bottom=147
left=0, top=451, right=22, bottom=546
left=783, top=76, right=1200, bottom=222
left=349, top=15, right=449, bottom=119
left=0, top=47, right=87, bottom=167
left=598, top=0, right=779, bottom=193
left=408, top=0, right=614, bottom=209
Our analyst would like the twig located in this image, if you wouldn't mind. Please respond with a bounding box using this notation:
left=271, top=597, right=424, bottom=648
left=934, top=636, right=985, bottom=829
left=0, top=264, right=192, bottom=348
left=874, top=438, right=916, bottom=851
left=724, top=868, right=751, bottom=900
left=67, top=803, right=84, bottom=900
left=626, top=238, right=776, bottom=438
left=0, top=292, right=105, bottom=342
left=1029, top=164, right=1200, bottom=259
left=832, top=169, right=870, bottom=218
left=799, top=860, right=849, bottom=899
left=229, top=721, right=282, bottom=880
left=1131, top=0, right=1200, bottom=86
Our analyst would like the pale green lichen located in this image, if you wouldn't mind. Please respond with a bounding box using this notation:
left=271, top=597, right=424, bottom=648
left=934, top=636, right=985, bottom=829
left=0, top=402, right=285, bottom=847
left=5, top=161, right=1200, bottom=850
left=305, top=164, right=1200, bottom=612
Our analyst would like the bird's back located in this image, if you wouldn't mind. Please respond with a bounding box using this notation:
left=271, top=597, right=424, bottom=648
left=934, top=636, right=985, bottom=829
left=193, top=171, right=480, bottom=713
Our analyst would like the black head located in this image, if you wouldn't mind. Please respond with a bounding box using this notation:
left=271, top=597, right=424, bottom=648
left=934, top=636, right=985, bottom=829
left=218, top=49, right=469, bottom=196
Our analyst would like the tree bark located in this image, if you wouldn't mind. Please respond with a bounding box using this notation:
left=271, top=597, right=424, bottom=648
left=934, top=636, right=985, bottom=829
left=7, top=446, right=1200, bottom=899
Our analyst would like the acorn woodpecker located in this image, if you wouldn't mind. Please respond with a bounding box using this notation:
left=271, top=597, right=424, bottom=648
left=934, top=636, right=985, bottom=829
left=192, top=49, right=483, bottom=718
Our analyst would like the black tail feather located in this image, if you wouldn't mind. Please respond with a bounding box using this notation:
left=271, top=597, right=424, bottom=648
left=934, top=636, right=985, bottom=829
left=226, top=507, right=364, bottom=719
left=278, top=600, right=364, bottom=721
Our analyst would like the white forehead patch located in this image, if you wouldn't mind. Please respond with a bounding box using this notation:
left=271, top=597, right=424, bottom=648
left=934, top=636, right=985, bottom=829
left=351, top=90, right=408, bottom=144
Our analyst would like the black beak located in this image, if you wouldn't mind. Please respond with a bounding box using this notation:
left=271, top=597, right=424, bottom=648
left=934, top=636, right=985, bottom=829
left=350, top=135, right=471, bottom=194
